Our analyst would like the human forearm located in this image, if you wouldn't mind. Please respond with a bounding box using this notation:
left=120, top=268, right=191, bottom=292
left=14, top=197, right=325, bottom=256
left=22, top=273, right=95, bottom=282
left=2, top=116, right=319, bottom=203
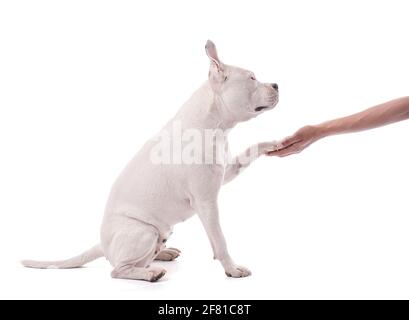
left=317, top=96, right=409, bottom=138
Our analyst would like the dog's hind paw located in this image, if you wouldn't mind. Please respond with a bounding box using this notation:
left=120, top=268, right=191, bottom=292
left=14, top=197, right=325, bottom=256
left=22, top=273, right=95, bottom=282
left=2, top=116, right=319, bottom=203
left=148, top=267, right=167, bottom=282
left=155, top=247, right=181, bottom=261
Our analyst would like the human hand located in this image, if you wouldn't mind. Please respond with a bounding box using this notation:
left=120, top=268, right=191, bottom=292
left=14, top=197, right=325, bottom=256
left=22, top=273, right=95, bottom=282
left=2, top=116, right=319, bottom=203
left=266, top=125, right=322, bottom=157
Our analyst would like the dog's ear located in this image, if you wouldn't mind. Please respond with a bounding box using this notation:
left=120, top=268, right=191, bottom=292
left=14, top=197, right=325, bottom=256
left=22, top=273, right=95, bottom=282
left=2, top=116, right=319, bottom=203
left=205, top=40, right=223, bottom=70
left=205, top=40, right=225, bottom=83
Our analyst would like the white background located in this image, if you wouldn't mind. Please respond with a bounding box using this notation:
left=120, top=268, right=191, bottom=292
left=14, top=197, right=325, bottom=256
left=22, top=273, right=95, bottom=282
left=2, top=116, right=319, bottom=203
left=1, top=0, right=409, bottom=300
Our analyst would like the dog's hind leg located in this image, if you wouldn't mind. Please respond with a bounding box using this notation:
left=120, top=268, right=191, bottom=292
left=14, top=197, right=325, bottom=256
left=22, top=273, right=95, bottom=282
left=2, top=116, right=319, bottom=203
left=111, top=264, right=166, bottom=282
left=155, top=247, right=181, bottom=261
left=103, top=218, right=166, bottom=282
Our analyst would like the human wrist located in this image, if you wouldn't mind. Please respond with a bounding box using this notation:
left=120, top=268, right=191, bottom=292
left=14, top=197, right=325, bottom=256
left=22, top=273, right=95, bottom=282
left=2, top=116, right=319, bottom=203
left=306, top=124, right=327, bottom=141
left=315, top=122, right=339, bottom=139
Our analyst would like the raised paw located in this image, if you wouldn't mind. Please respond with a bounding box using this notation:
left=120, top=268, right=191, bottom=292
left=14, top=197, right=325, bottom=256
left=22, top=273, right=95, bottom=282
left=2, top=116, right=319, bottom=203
left=224, top=265, right=252, bottom=278
left=258, top=141, right=283, bottom=155
left=155, top=247, right=181, bottom=261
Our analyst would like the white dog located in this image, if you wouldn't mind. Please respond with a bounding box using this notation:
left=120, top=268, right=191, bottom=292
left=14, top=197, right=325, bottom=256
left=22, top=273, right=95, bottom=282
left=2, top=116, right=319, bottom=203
left=22, top=41, right=279, bottom=281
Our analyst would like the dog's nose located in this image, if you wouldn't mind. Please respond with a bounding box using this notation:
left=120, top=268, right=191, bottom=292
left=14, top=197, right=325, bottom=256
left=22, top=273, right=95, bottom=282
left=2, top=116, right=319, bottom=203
left=271, top=83, right=279, bottom=90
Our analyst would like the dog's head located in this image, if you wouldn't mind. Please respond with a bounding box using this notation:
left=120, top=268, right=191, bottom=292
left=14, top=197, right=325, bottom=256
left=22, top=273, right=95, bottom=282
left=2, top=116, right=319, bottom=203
left=205, top=40, right=279, bottom=123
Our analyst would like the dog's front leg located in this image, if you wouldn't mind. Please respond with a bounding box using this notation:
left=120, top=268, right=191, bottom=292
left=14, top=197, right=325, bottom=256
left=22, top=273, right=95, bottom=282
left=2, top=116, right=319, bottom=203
left=196, top=200, right=251, bottom=278
left=224, top=142, right=279, bottom=184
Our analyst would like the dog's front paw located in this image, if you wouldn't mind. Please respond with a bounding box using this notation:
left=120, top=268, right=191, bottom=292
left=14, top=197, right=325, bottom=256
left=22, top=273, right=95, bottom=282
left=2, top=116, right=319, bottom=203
left=224, top=265, right=252, bottom=278
left=258, top=141, right=283, bottom=155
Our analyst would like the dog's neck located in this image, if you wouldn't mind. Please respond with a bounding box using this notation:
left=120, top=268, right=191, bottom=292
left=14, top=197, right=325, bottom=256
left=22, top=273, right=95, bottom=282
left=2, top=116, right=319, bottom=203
left=174, top=82, right=239, bottom=131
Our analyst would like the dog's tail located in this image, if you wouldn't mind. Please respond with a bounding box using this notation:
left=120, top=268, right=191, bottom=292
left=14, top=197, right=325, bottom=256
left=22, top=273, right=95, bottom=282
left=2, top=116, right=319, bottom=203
left=21, top=244, right=104, bottom=269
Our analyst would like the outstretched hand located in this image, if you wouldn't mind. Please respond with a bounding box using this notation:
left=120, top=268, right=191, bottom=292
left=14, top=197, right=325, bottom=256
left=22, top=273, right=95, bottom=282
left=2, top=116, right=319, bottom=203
left=266, top=125, right=322, bottom=157
left=265, top=97, right=409, bottom=157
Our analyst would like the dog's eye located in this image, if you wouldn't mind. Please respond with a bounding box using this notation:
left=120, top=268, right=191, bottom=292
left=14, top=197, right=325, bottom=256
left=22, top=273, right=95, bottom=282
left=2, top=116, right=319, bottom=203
left=250, top=76, right=256, bottom=80
left=224, top=76, right=228, bottom=81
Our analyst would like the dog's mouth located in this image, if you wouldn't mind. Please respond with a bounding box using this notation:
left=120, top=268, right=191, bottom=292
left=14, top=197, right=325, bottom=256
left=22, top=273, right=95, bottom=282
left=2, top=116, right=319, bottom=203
left=255, top=96, right=279, bottom=112
left=255, top=106, right=270, bottom=112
